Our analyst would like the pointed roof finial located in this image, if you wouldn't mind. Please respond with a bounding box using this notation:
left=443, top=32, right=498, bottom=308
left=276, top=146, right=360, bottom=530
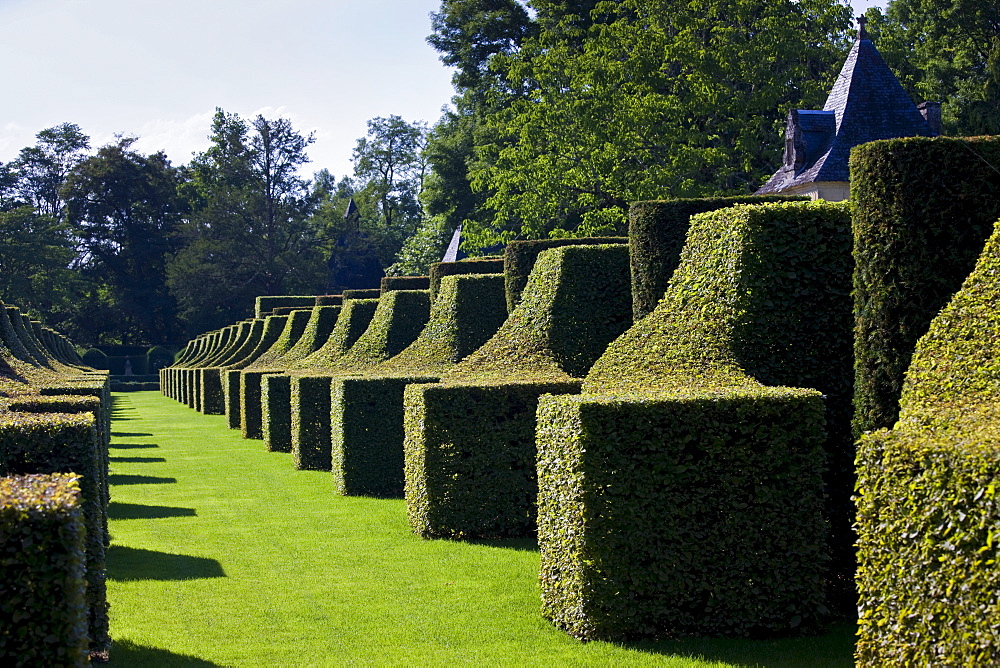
left=857, top=15, right=869, bottom=40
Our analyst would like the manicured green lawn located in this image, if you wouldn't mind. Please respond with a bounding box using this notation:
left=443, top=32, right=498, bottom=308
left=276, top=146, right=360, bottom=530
left=106, top=391, right=855, bottom=666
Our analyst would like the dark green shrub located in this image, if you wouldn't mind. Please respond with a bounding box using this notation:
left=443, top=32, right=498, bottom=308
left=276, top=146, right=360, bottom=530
left=404, top=245, right=632, bottom=538
left=261, top=375, right=292, bottom=452
left=629, top=196, right=806, bottom=319
left=851, top=136, right=1000, bottom=436
left=0, top=412, right=108, bottom=655
left=146, top=345, right=175, bottom=372
left=291, top=375, right=334, bottom=470
left=109, top=381, right=159, bottom=392
left=289, top=300, right=378, bottom=370
left=271, top=306, right=312, bottom=316
left=331, top=274, right=508, bottom=497
left=341, top=288, right=381, bottom=300
left=429, top=258, right=505, bottom=302
left=855, top=218, right=1000, bottom=666
left=81, top=348, right=108, bottom=369
left=503, top=237, right=625, bottom=312
left=314, top=294, right=342, bottom=306
left=278, top=306, right=341, bottom=367
left=536, top=201, right=853, bottom=639
left=254, top=295, right=315, bottom=318
left=381, top=275, right=430, bottom=292
left=0, top=474, right=88, bottom=666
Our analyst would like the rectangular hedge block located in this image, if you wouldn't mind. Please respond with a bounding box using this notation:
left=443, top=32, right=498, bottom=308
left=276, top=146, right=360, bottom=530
left=199, top=368, right=224, bottom=415
left=291, top=375, right=334, bottom=470
left=224, top=369, right=243, bottom=428
left=0, top=474, right=88, bottom=666
left=240, top=370, right=283, bottom=440
left=331, top=376, right=438, bottom=498
left=536, top=390, right=829, bottom=641
left=262, top=375, right=292, bottom=453
left=403, top=380, right=581, bottom=539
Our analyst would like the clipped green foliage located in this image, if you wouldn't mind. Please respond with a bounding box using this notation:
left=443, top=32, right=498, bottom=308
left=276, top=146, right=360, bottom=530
left=290, top=291, right=431, bottom=471
left=288, top=300, right=378, bottom=370
left=629, top=196, right=806, bottom=319
left=254, top=295, right=315, bottom=318
left=261, top=375, right=292, bottom=453
left=503, top=237, right=625, bottom=312
left=341, top=289, right=381, bottom=300
left=0, top=474, right=87, bottom=666
left=429, top=257, right=504, bottom=301
left=81, top=348, right=108, bottom=369
left=536, top=201, right=853, bottom=640
left=856, top=218, right=1000, bottom=666
left=331, top=274, right=508, bottom=497
left=0, top=412, right=108, bottom=654
left=381, top=275, right=430, bottom=292
left=277, top=306, right=341, bottom=367
left=314, top=295, right=342, bottom=306
left=146, top=345, right=175, bottom=373
left=404, top=245, right=632, bottom=538
left=851, top=136, right=1000, bottom=436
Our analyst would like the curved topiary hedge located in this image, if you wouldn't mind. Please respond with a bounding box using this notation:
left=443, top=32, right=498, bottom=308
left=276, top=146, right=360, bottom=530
left=851, top=136, right=1000, bottom=436
left=856, top=217, right=1000, bottom=666
left=503, top=237, right=625, bottom=313
left=629, top=196, right=806, bottom=320
left=537, top=200, right=853, bottom=640
left=404, top=245, right=632, bottom=539
left=254, top=295, right=315, bottom=318
left=341, top=288, right=381, bottom=300
left=428, top=258, right=505, bottom=302
left=314, top=294, right=342, bottom=306
left=0, top=474, right=88, bottom=666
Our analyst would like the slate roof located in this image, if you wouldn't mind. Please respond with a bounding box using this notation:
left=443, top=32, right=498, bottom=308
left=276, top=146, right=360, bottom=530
left=756, top=25, right=936, bottom=194
left=441, top=225, right=467, bottom=262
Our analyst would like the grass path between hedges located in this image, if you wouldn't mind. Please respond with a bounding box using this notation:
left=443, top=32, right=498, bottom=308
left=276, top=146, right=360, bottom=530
left=105, top=391, right=854, bottom=667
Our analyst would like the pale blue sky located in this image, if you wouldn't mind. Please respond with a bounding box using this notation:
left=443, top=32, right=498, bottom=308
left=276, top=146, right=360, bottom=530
left=0, top=0, right=886, bottom=181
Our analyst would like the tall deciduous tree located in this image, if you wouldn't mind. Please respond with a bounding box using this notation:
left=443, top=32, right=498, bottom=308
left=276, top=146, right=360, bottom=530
left=167, top=109, right=330, bottom=334
left=62, top=137, right=185, bottom=344
left=9, top=123, right=90, bottom=217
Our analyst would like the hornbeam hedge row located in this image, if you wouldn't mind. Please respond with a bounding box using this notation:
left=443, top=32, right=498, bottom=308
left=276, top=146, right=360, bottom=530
left=161, top=136, right=1000, bottom=653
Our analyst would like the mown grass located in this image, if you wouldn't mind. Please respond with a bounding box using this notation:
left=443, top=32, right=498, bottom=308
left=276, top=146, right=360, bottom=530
left=105, top=391, right=855, bottom=666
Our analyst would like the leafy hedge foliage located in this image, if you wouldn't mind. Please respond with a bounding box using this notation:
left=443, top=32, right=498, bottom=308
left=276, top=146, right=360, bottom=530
left=538, top=390, right=828, bottom=640
left=277, top=306, right=341, bottom=367
left=404, top=245, right=632, bottom=538
left=535, top=201, right=853, bottom=639
left=851, top=136, right=1000, bottom=436
left=288, top=300, right=378, bottom=370
left=341, top=289, right=381, bottom=300
left=0, top=412, right=108, bottom=655
left=261, top=374, right=292, bottom=453
left=381, top=275, right=430, bottom=292
left=428, top=257, right=504, bottom=301
left=331, top=274, right=508, bottom=497
left=0, top=474, right=88, bottom=666
left=290, top=292, right=430, bottom=471
left=503, top=237, right=625, bottom=312
left=856, top=218, right=1000, bottom=666
left=254, top=295, right=315, bottom=318
left=314, top=294, right=342, bottom=306
left=629, top=196, right=806, bottom=319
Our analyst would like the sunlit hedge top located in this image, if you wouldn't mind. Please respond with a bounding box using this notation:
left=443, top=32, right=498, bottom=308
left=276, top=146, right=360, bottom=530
left=585, top=201, right=853, bottom=397
left=288, top=299, right=379, bottom=370
left=274, top=305, right=341, bottom=367
left=331, top=290, right=431, bottom=374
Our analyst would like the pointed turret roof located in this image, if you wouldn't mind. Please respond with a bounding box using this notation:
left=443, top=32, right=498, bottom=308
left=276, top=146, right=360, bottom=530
left=756, top=21, right=936, bottom=195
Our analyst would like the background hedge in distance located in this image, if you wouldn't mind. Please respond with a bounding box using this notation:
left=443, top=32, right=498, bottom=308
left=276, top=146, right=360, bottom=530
left=503, top=237, right=625, bottom=313
left=855, top=217, right=1000, bottom=666
left=851, top=136, right=1000, bottom=436
left=629, top=196, right=806, bottom=320
left=0, top=473, right=88, bottom=666
left=381, top=275, right=430, bottom=292
left=255, top=295, right=315, bottom=318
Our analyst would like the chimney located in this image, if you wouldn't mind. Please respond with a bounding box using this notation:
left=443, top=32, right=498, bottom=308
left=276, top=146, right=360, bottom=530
left=918, top=101, right=943, bottom=136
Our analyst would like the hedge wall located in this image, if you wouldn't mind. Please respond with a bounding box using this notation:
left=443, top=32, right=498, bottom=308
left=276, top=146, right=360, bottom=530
left=536, top=201, right=853, bottom=639
left=288, top=299, right=378, bottom=370
left=381, top=275, right=430, bottom=292
left=277, top=306, right=341, bottom=367
left=0, top=412, right=108, bottom=655
left=254, top=295, right=315, bottom=318
left=851, top=136, right=1000, bottom=436
left=261, top=374, right=292, bottom=453
left=428, top=257, right=505, bottom=302
left=290, top=291, right=430, bottom=471
left=856, top=218, right=1000, bottom=666
left=0, top=474, right=88, bottom=666
left=341, top=288, right=381, bottom=300
left=331, top=274, right=508, bottom=497
left=503, top=237, right=625, bottom=313
left=314, top=294, right=342, bottom=306
left=404, top=245, right=632, bottom=538
left=629, top=196, right=806, bottom=320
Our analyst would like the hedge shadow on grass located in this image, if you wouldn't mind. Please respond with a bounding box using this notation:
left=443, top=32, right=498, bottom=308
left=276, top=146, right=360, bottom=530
left=108, top=640, right=222, bottom=667
left=107, top=546, right=225, bottom=581
left=108, top=502, right=196, bottom=520
left=108, top=474, right=177, bottom=485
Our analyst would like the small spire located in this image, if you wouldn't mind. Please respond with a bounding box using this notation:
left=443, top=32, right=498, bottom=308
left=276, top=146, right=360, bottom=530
left=857, top=15, right=869, bottom=40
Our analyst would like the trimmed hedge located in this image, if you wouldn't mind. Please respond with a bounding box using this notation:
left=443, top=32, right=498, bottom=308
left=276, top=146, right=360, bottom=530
left=404, top=245, right=632, bottom=538
left=314, top=294, right=342, bottom=306
left=0, top=474, right=88, bottom=666
left=254, top=295, right=315, bottom=318
left=290, top=291, right=430, bottom=471
left=536, top=201, right=853, bottom=639
left=277, top=306, right=341, bottom=367
left=0, top=412, right=108, bottom=655
left=855, top=218, right=1000, bottom=665
left=851, top=136, right=1000, bottom=436
left=381, top=275, right=430, bottom=292
left=629, top=196, right=806, bottom=320
left=288, top=300, right=378, bottom=370
left=261, top=375, right=292, bottom=452
left=341, top=288, right=381, bottom=300
left=271, top=306, right=312, bottom=316
left=503, top=237, right=625, bottom=313
left=428, top=257, right=505, bottom=302
left=331, top=274, right=508, bottom=497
